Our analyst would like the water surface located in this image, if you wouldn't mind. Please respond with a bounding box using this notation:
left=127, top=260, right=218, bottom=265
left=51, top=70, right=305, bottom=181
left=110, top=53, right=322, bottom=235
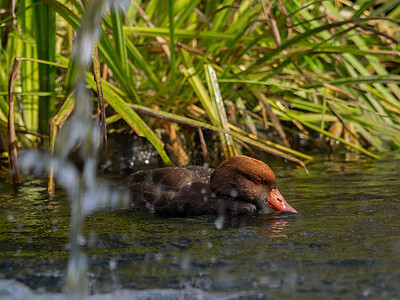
left=1, top=155, right=400, bottom=299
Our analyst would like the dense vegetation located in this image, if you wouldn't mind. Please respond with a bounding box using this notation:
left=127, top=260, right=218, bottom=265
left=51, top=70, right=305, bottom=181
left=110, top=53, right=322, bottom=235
left=1, top=0, right=400, bottom=170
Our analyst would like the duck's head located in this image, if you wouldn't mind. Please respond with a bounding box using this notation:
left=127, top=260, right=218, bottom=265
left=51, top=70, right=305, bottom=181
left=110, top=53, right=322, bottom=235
left=210, top=155, right=297, bottom=213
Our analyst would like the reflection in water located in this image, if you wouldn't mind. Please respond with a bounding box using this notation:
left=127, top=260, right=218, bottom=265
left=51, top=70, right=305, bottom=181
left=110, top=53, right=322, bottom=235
left=247, top=213, right=290, bottom=238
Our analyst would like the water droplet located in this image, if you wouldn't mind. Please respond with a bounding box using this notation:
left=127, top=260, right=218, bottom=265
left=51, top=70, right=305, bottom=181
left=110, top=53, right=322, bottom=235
left=214, top=216, right=224, bottom=230
left=230, top=189, right=238, bottom=197
left=180, top=256, right=191, bottom=271
left=77, top=234, right=86, bottom=246
left=109, top=259, right=117, bottom=271
left=363, top=288, right=372, bottom=297
left=155, top=253, right=163, bottom=262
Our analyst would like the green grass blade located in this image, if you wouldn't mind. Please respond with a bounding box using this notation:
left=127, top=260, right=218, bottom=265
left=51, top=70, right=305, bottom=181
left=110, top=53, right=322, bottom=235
left=205, top=64, right=236, bottom=157
left=286, top=112, right=380, bottom=159
left=110, top=3, right=128, bottom=76
left=87, top=76, right=172, bottom=166
left=98, top=33, right=141, bottom=103
left=168, top=0, right=176, bottom=84
left=19, top=0, right=38, bottom=132
left=125, top=39, right=160, bottom=90
left=128, top=103, right=310, bottom=167
left=181, top=49, right=218, bottom=124
left=34, top=1, right=56, bottom=137
left=124, top=26, right=255, bottom=41
left=41, top=0, right=80, bottom=28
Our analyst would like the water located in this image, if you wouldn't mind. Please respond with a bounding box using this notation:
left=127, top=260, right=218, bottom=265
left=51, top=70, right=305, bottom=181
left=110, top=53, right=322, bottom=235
left=1, top=155, right=399, bottom=299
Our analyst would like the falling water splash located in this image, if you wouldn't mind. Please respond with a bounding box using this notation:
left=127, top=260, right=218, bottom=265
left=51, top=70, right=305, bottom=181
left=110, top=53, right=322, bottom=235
left=19, top=0, right=128, bottom=298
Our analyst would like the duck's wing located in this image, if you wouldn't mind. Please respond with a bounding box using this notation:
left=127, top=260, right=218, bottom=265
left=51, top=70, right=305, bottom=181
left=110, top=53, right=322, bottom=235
left=127, top=167, right=213, bottom=215
left=184, top=166, right=214, bottom=184
left=129, top=180, right=257, bottom=217
left=126, top=167, right=210, bottom=190
left=176, top=186, right=258, bottom=217
left=129, top=181, right=180, bottom=214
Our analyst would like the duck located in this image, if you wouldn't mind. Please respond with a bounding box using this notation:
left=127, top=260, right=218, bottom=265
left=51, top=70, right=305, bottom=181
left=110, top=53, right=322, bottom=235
left=126, top=155, right=297, bottom=217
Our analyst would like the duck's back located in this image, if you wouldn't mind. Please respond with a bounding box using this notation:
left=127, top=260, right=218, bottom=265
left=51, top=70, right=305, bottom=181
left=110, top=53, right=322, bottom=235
left=126, top=165, right=258, bottom=217
left=126, top=166, right=214, bottom=216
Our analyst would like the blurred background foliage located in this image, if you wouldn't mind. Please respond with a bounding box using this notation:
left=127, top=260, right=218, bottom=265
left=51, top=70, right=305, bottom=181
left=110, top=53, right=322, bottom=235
left=1, top=0, right=400, bottom=169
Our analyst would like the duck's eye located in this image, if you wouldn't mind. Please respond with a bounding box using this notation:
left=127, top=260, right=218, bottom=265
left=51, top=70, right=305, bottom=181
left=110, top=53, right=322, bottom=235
left=255, top=180, right=262, bottom=185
